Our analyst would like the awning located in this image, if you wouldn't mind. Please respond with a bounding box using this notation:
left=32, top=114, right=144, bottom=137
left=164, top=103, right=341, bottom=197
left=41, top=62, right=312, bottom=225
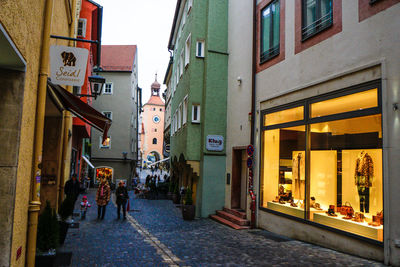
left=47, top=79, right=111, bottom=143
left=82, top=155, right=95, bottom=168
left=148, top=157, right=170, bottom=167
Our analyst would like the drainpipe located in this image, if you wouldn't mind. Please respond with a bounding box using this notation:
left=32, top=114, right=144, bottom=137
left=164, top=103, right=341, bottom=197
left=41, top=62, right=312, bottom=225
left=58, top=0, right=77, bottom=209
left=26, top=0, right=54, bottom=266
left=248, top=0, right=257, bottom=229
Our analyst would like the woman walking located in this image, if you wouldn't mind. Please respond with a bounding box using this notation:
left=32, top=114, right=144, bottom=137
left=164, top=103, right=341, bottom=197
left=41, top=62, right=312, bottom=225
left=116, top=180, right=129, bottom=220
left=96, top=177, right=111, bottom=220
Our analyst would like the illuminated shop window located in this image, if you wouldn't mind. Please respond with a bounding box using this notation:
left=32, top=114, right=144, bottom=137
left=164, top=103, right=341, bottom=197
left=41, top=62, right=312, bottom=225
left=260, top=82, right=383, bottom=241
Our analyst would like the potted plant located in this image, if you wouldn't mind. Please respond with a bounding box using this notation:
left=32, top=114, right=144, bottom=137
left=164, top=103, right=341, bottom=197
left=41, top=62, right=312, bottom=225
left=35, top=201, right=59, bottom=266
left=58, top=196, right=74, bottom=245
left=182, top=188, right=195, bottom=220
left=172, top=183, right=180, bottom=204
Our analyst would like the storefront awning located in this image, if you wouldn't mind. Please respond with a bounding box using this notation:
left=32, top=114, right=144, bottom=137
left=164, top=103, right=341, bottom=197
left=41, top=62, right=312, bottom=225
left=47, top=79, right=111, bottom=143
left=82, top=155, right=95, bottom=168
left=148, top=157, right=170, bottom=167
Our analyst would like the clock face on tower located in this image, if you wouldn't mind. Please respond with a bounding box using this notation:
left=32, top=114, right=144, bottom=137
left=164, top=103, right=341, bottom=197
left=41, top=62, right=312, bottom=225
left=153, top=115, right=160, bottom=124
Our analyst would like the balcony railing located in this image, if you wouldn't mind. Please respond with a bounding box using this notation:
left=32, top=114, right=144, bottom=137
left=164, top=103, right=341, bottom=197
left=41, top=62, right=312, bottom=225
left=302, top=11, right=333, bottom=41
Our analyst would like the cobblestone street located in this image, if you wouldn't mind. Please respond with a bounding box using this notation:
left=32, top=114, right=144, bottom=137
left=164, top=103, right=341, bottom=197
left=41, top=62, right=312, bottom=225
left=62, top=190, right=384, bottom=266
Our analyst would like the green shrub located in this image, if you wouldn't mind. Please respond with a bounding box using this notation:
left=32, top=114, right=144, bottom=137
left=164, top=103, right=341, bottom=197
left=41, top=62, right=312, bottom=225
left=37, top=201, right=59, bottom=252
left=184, top=188, right=193, bottom=206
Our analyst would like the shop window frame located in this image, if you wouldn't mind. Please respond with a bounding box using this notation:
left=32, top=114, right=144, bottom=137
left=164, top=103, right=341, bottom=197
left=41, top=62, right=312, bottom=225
left=259, top=79, right=383, bottom=245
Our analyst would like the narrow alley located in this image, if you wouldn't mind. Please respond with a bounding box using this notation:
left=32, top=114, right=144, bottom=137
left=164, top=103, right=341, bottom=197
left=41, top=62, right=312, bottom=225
left=61, top=191, right=384, bottom=266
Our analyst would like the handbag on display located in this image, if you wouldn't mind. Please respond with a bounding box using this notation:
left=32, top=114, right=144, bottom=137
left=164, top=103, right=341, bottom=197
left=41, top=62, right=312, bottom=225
left=339, top=201, right=353, bottom=216
left=373, top=210, right=383, bottom=225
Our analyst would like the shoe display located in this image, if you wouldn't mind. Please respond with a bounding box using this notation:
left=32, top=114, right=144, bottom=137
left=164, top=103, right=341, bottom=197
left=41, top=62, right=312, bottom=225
left=326, top=205, right=337, bottom=216
left=272, top=196, right=280, bottom=203
left=279, top=200, right=286, bottom=204
left=290, top=202, right=298, bottom=207
left=352, top=212, right=365, bottom=223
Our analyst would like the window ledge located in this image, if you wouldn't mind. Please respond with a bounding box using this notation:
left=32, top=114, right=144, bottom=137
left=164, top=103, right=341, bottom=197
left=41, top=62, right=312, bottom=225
left=301, top=23, right=333, bottom=42
left=260, top=51, right=280, bottom=65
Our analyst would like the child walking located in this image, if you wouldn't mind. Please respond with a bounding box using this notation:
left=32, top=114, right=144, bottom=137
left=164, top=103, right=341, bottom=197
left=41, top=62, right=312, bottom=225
left=80, top=195, right=91, bottom=220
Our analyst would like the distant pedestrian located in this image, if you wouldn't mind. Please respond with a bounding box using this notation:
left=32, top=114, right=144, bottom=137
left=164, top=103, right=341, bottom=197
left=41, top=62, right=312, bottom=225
left=64, top=174, right=80, bottom=205
left=80, top=195, right=91, bottom=220
left=96, top=178, right=111, bottom=220
left=116, top=180, right=129, bottom=220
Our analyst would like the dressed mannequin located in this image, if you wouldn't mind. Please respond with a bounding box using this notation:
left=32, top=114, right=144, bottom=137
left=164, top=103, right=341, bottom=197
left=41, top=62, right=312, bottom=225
left=292, top=152, right=305, bottom=200
left=354, top=151, right=374, bottom=213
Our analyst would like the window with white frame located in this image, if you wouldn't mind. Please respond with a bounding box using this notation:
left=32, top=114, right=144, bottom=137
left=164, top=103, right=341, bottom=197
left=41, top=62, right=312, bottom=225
left=180, top=51, right=184, bottom=76
left=196, top=40, right=205, bottom=58
left=104, top=82, right=113, bottom=94
left=100, top=136, right=111, bottom=148
left=192, top=104, right=200, bottom=123
left=183, top=96, right=188, bottom=125
left=77, top=18, right=87, bottom=37
left=188, top=0, right=193, bottom=13
left=174, top=111, right=178, bottom=132
left=102, top=111, right=112, bottom=120
left=178, top=103, right=182, bottom=129
left=182, top=5, right=186, bottom=27
left=176, top=62, right=180, bottom=83
left=185, top=34, right=191, bottom=66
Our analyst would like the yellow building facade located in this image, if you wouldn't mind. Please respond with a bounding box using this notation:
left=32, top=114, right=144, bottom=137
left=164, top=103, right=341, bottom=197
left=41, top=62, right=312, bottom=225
left=0, top=0, right=78, bottom=266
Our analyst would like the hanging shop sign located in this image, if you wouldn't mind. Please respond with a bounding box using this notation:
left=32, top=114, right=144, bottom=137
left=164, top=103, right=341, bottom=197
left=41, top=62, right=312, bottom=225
left=50, top=45, right=88, bottom=86
left=206, top=135, right=224, bottom=151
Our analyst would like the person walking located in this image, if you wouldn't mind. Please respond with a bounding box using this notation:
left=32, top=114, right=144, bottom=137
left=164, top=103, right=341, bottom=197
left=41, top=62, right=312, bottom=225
left=96, top=177, right=111, bottom=220
left=64, top=174, right=81, bottom=206
left=116, top=180, right=129, bottom=220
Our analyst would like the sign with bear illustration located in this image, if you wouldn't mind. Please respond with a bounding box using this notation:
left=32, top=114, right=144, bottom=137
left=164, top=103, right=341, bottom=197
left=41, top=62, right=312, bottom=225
left=50, top=45, right=89, bottom=86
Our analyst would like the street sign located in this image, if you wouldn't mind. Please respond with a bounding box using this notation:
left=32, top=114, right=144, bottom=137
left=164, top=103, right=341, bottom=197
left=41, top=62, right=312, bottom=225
left=247, top=145, right=254, bottom=156
left=247, top=157, right=253, bottom=168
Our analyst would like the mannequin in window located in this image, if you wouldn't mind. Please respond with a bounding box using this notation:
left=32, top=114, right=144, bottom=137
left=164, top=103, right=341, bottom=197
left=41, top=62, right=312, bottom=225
left=292, top=152, right=305, bottom=200
left=354, top=151, right=374, bottom=213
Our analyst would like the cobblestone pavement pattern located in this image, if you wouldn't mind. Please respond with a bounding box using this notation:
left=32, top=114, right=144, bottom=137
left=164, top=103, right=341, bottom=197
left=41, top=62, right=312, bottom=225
left=62, top=189, right=385, bottom=266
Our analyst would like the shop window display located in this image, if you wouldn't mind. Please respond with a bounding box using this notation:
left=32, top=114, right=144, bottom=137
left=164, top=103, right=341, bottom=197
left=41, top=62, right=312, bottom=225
left=260, top=83, right=383, bottom=241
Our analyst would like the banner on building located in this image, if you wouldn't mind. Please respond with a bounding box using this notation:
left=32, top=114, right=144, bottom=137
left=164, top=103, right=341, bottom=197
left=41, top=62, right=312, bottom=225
left=50, top=45, right=88, bottom=86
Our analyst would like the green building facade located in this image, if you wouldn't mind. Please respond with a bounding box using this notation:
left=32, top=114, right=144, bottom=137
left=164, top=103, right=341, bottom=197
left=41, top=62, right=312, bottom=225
left=167, top=0, right=228, bottom=217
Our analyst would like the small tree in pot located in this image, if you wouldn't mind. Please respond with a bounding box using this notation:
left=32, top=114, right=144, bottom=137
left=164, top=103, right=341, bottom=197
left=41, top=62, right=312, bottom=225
left=182, top=188, right=195, bottom=220
left=58, top=196, right=75, bottom=245
left=36, top=201, right=59, bottom=266
left=172, top=183, right=180, bottom=204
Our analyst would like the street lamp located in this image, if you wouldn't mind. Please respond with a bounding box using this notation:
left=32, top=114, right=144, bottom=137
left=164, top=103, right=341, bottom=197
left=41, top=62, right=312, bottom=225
left=88, top=75, right=106, bottom=99
left=75, top=74, right=106, bottom=99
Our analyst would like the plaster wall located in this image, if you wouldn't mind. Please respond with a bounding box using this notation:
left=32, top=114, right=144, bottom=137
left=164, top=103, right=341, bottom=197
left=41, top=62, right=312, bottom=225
left=0, top=0, right=73, bottom=265
left=254, top=1, right=400, bottom=264
left=225, top=0, right=253, bottom=209
left=92, top=72, right=137, bottom=160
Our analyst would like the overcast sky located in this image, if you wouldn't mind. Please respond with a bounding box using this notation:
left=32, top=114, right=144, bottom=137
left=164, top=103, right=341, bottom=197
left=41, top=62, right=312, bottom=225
left=95, top=0, right=176, bottom=103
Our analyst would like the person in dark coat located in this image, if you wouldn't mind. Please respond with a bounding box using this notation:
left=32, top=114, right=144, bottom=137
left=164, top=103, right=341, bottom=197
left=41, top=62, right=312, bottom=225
left=116, top=180, right=129, bottom=220
left=64, top=174, right=80, bottom=205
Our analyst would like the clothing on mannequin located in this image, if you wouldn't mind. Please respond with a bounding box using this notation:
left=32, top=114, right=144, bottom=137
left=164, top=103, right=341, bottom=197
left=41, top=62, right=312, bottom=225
left=292, top=152, right=305, bottom=200
left=355, top=151, right=374, bottom=213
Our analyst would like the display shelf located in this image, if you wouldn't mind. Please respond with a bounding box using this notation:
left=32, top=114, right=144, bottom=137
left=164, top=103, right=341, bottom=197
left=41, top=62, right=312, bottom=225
left=266, top=201, right=325, bottom=219
left=313, top=212, right=383, bottom=241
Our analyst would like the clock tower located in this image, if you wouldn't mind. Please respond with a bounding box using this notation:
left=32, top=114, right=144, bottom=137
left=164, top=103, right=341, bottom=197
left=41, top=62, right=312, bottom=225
left=139, top=75, right=165, bottom=167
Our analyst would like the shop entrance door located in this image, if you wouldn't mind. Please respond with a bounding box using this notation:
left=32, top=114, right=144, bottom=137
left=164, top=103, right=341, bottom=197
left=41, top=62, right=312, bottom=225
left=231, top=148, right=247, bottom=210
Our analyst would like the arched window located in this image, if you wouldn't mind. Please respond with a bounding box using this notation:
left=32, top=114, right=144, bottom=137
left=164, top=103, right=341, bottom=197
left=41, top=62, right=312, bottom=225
left=152, top=138, right=157, bottom=144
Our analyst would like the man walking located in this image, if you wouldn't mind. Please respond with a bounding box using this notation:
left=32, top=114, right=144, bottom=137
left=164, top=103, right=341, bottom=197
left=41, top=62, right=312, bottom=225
left=116, top=180, right=129, bottom=220
left=64, top=174, right=80, bottom=206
